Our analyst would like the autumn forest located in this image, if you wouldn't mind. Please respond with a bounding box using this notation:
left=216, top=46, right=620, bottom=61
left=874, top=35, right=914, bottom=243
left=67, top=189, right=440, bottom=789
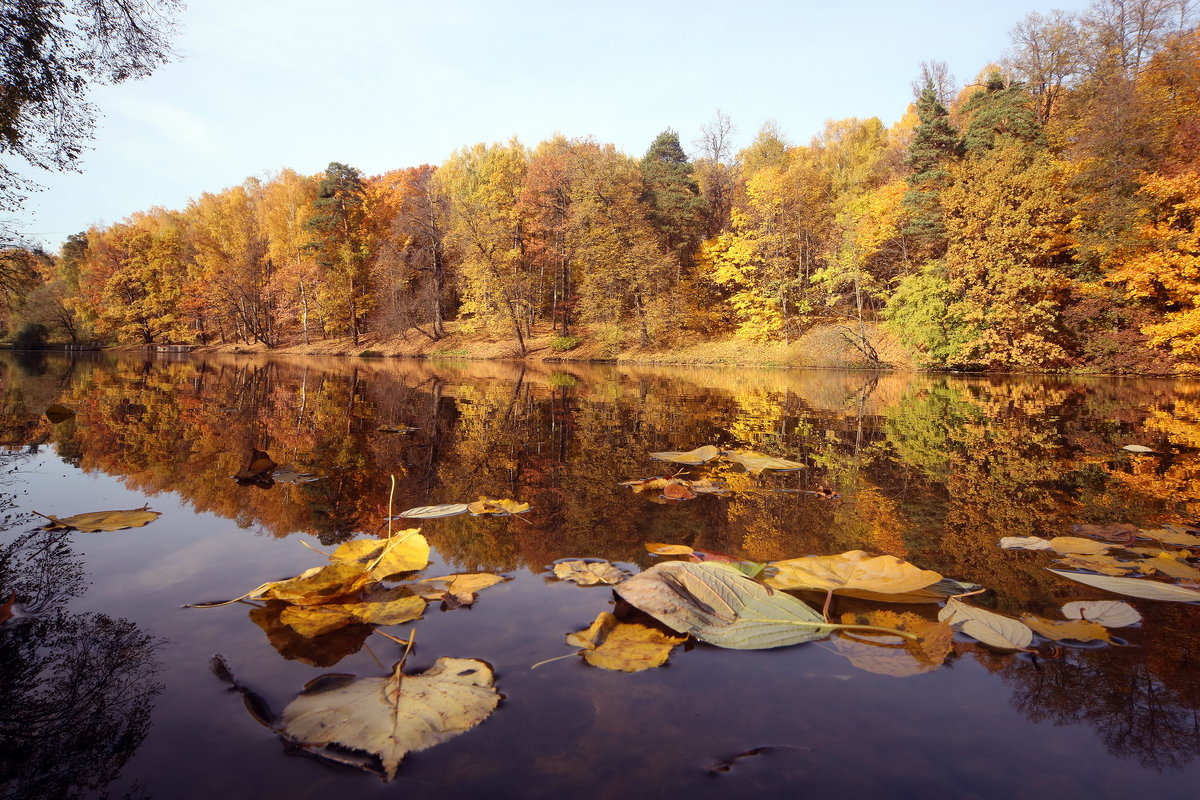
left=5, top=2, right=1200, bottom=374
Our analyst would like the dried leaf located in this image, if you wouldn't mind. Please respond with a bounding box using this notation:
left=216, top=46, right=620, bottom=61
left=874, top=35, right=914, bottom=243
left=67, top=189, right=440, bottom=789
left=662, top=480, right=697, bottom=500
left=648, top=445, right=721, bottom=465
left=938, top=598, right=1033, bottom=650
left=834, top=611, right=952, bottom=677
left=1052, top=554, right=1141, bottom=576
left=1122, top=444, right=1158, bottom=453
left=552, top=560, right=624, bottom=586
left=1136, top=552, right=1200, bottom=582
left=249, top=603, right=369, bottom=667
left=330, top=530, right=430, bottom=579
left=1048, top=569, right=1200, bottom=602
left=1020, top=614, right=1115, bottom=644
left=1047, top=537, right=1114, bottom=555
left=766, top=550, right=943, bottom=594
left=411, top=573, right=508, bottom=606
left=264, top=563, right=373, bottom=605
left=280, top=657, right=500, bottom=780
left=1061, top=600, right=1141, bottom=627
left=999, top=536, right=1054, bottom=550
left=615, top=561, right=911, bottom=650
left=395, top=504, right=471, bottom=519
left=234, top=449, right=278, bottom=484
left=467, top=497, right=530, bottom=516
left=40, top=507, right=160, bottom=533
left=644, top=542, right=695, bottom=556
left=565, top=612, right=686, bottom=672
left=272, top=469, right=321, bottom=484
left=280, top=604, right=361, bottom=637
left=1139, top=528, right=1200, bottom=548
left=44, top=403, right=75, bottom=423
left=720, top=450, right=805, bottom=473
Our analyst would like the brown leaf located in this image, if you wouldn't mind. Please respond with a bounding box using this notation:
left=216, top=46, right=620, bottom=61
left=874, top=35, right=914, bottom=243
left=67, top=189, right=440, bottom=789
left=467, top=497, right=530, bottom=516
left=552, top=560, right=624, bottom=586
left=644, top=542, right=695, bottom=556
left=1071, top=522, right=1138, bottom=544
left=662, top=480, right=696, bottom=500
left=834, top=610, right=952, bottom=677
left=40, top=506, right=160, bottom=533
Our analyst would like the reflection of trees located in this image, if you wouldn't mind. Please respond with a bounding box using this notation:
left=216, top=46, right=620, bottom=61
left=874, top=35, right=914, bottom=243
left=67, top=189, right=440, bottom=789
left=0, top=531, right=162, bottom=800
left=1001, top=619, right=1200, bottom=770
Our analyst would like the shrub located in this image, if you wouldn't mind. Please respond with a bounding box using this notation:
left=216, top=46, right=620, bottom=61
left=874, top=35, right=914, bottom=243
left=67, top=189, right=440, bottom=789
left=11, top=323, right=49, bottom=350
left=549, top=335, right=582, bottom=352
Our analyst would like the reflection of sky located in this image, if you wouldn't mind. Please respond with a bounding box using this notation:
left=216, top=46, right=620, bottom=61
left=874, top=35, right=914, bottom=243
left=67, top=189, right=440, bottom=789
left=13, top=0, right=1095, bottom=248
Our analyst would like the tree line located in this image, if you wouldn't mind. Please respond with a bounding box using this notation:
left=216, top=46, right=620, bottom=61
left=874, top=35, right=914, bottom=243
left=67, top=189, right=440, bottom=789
left=3, top=0, right=1200, bottom=373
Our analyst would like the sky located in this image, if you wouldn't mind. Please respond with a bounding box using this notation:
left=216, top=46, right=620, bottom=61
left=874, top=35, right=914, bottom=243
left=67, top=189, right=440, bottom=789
left=10, top=0, right=1093, bottom=249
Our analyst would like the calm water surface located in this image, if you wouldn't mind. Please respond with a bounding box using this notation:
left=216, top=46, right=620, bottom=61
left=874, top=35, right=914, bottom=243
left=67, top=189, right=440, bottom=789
left=2, top=352, right=1199, bottom=799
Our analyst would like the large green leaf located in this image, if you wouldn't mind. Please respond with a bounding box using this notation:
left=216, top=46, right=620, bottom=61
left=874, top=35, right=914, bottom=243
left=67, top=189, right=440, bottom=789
left=615, top=561, right=908, bottom=650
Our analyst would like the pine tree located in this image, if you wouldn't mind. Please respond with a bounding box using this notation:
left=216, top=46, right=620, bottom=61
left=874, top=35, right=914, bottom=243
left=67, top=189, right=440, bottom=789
left=902, top=80, right=960, bottom=258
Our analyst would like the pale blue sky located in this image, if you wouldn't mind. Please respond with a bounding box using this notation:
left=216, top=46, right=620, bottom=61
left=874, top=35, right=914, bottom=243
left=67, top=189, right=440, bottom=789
left=12, top=0, right=1091, bottom=248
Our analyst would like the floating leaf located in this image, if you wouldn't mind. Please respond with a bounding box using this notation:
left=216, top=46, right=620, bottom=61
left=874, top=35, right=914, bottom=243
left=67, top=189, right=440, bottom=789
left=615, top=561, right=913, bottom=650
left=467, top=497, right=530, bottom=516
left=44, top=403, right=75, bottom=423
left=621, top=478, right=669, bottom=493
left=330, top=530, right=429, bottom=578
left=1122, top=444, right=1158, bottom=453
left=234, top=449, right=278, bottom=485
left=565, top=612, right=686, bottom=672
left=766, top=550, right=943, bottom=595
left=377, top=425, right=418, bottom=434
left=1061, top=600, right=1141, bottom=627
left=938, top=598, right=1033, bottom=650
left=280, top=657, right=500, bottom=781
left=1048, top=569, right=1200, bottom=602
left=1143, top=552, right=1200, bottom=582
left=264, top=563, right=373, bottom=605
left=272, top=469, right=321, bottom=484
left=662, top=480, right=697, bottom=500
left=280, top=604, right=360, bottom=637
left=39, top=506, right=160, bottom=533
left=1139, top=528, right=1200, bottom=548
left=411, top=573, right=508, bottom=607
left=1048, top=537, right=1114, bottom=555
left=1052, top=554, right=1141, bottom=576
left=999, top=536, right=1054, bottom=551
left=648, top=445, right=721, bottom=465
left=552, top=560, right=624, bottom=586
left=395, top=504, right=471, bottom=519
left=834, top=610, right=952, bottom=677
left=720, top=450, right=805, bottom=473
left=1020, top=614, right=1115, bottom=644
left=644, top=542, right=695, bottom=556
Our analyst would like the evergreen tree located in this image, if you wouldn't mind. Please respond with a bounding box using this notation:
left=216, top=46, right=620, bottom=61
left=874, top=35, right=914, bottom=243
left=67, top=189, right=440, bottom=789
left=903, top=80, right=960, bottom=258
left=959, top=72, right=1045, bottom=154
left=639, top=129, right=705, bottom=263
left=306, top=162, right=370, bottom=345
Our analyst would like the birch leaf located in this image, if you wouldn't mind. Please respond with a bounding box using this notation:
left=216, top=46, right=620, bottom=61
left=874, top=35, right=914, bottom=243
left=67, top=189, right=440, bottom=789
left=565, top=612, right=685, bottom=672
left=280, top=657, right=500, bottom=781
left=1061, top=600, right=1141, bottom=627
left=765, top=550, right=942, bottom=594
left=615, top=561, right=910, bottom=650
left=938, top=598, right=1033, bottom=650
left=648, top=445, right=721, bottom=465
left=1048, top=569, right=1200, bottom=602
left=467, top=497, right=530, bottom=516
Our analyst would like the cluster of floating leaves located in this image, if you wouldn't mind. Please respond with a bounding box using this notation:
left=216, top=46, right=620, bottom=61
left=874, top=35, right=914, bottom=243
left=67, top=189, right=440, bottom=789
left=621, top=443, right=838, bottom=503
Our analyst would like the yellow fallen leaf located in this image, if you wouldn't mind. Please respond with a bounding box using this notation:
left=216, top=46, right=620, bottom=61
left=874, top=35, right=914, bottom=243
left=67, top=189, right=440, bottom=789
left=280, top=604, right=360, bottom=637
left=648, top=445, right=721, bottom=465
left=1139, top=528, right=1200, bottom=548
left=766, top=550, right=943, bottom=594
left=644, top=542, right=695, bottom=556
left=1144, top=552, right=1200, bottom=582
left=1048, top=536, right=1113, bottom=555
left=720, top=450, right=805, bottom=473
left=331, top=530, right=430, bottom=578
left=621, top=478, right=670, bottom=493
left=249, top=602, right=370, bottom=667
left=264, top=563, right=373, bottom=605
left=1051, top=554, right=1142, bottom=576
left=1020, top=614, right=1115, bottom=644
left=467, top=497, right=530, bottom=516
left=411, top=573, right=508, bottom=606
left=39, top=507, right=160, bottom=533
left=566, top=612, right=686, bottom=672
left=280, top=657, right=500, bottom=780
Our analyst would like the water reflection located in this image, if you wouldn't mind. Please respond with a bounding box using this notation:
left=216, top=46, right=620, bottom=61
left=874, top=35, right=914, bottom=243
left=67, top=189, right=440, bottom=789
left=2, top=352, right=1200, bottom=775
left=0, top=529, right=163, bottom=800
